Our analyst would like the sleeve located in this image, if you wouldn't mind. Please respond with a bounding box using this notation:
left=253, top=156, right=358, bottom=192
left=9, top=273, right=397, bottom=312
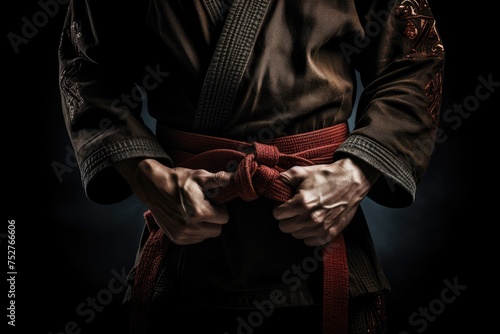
left=58, top=0, right=173, bottom=204
left=334, top=0, right=445, bottom=208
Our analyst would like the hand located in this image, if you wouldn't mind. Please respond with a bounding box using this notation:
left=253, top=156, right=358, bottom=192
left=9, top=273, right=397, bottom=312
left=115, top=159, right=233, bottom=245
left=272, top=157, right=380, bottom=246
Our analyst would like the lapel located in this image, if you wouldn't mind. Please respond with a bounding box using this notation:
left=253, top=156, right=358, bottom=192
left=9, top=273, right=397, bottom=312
left=194, top=0, right=272, bottom=134
left=201, top=0, right=234, bottom=23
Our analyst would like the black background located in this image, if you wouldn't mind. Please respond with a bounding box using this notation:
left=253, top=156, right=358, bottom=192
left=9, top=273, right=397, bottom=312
left=3, top=1, right=497, bottom=333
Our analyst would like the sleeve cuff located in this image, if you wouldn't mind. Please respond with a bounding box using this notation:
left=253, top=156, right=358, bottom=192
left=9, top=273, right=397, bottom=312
left=80, top=139, right=173, bottom=204
left=334, top=134, right=416, bottom=208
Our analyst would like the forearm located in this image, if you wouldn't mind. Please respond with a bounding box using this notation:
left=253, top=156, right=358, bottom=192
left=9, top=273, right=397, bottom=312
left=113, top=158, right=173, bottom=206
left=114, top=158, right=153, bottom=183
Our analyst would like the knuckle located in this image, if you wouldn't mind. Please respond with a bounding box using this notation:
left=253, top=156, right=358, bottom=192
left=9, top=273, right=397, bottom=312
left=213, top=171, right=229, bottom=185
left=309, top=212, right=322, bottom=224
left=297, top=191, right=315, bottom=210
left=289, top=166, right=303, bottom=176
left=328, top=226, right=338, bottom=238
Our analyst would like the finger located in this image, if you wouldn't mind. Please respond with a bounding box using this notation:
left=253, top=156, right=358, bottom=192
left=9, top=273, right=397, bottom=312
left=197, top=222, right=224, bottom=238
left=179, top=180, right=228, bottom=224
left=273, top=201, right=298, bottom=220
left=200, top=203, right=229, bottom=225
left=170, top=222, right=224, bottom=245
left=190, top=201, right=229, bottom=225
left=181, top=221, right=224, bottom=238
left=211, top=171, right=234, bottom=188
left=196, top=170, right=234, bottom=189
left=290, top=224, right=325, bottom=240
left=273, top=192, right=309, bottom=220
left=279, top=166, right=309, bottom=189
left=311, top=209, right=328, bottom=224
left=278, top=208, right=328, bottom=233
left=196, top=170, right=234, bottom=200
left=278, top=215, right=308, bottom=233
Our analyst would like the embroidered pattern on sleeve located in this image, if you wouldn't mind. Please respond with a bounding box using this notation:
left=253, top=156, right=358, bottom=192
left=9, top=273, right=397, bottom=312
left=424, top=69, right=443, bottom=127
left=395, top=0, right=444, bottom=59
left=396, top=0, right=444, bottom=127
left=60, top=59, right=84, bottom=121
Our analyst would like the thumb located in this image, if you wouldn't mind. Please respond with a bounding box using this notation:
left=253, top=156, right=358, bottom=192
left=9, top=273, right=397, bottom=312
left=205, top=170, right=234, bottom=189
left=279, top=166, right=309, bottom=189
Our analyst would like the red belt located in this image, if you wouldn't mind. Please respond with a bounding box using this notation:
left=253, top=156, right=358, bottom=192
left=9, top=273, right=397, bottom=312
left=130, top=123, right=350, bottom=334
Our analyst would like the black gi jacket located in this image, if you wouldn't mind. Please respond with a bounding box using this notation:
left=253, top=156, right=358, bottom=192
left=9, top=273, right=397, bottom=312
left=58, top=0, right=444, bottom=308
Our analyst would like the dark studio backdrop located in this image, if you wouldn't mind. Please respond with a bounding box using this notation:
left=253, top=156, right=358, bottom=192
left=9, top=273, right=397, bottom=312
left=3, top=1, right=496, bottom=333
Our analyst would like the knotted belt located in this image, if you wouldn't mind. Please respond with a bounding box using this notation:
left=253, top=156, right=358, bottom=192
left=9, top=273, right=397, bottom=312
left=129, top=123, right=350, bottom=334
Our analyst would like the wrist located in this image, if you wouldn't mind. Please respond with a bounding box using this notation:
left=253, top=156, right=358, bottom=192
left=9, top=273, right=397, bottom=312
left=335, top=156, right=381, bottom=187
left=114, top=158, right=162, bottom=183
